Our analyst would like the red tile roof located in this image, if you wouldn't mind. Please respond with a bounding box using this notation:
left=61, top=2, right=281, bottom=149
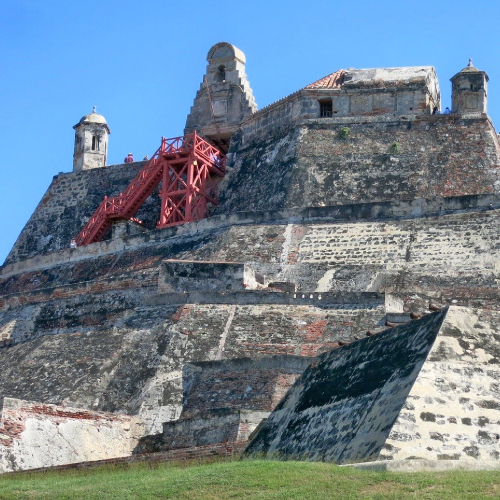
left=305, top=69, right=346, bottom=89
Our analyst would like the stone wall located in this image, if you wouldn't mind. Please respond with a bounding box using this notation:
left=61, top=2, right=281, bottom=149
left=3, top=197, right=500, bottom=345
left=133, top=410, right=258, bottom=454
left=293, top=210, right=500, bottom=300
left=5, top=161, right=153, bottom=265
left=181, top=356, right=314, bottom=418
left=219, top=115, right=500, bottom=214
left=239, top=66, right=439, bottom=143
left=135, top=356, right=313, bottom=453
left=243, top=306, right=500, bottom=464
left=243, top=310, right=448, bottom=463
left=158, top=260, right=247, bottom=293
left=4, top=186, right=500, bottom=461
left=0, top=285, right=385, bottom=436
left=0, top=398, right=142, bottom=473
left=4, top=188, right=500, bottom=279
left=5, top=200, right=500, bottom=311
left=6, top=441, right=248, bottom=475
left=6, top=110, right=500, bottom=267
left=382, top=306, right=500, bottom=461
left=153, top=410, right=265, bottom=453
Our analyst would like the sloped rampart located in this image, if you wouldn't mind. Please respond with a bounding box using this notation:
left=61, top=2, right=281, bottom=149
left=243, top=310, right=448, bottom=463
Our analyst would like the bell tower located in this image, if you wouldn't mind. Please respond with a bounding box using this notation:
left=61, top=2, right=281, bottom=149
left=451, top=59, right=488, bottom=115
left=73, top=107, right=110, bottom=172
left=185, top=42, right=257, bottom=153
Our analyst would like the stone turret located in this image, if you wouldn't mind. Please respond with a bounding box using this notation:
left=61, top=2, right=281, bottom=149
left=73, top=107, right=110, bottom=172
left=451, top=59, right=488, bottom=115
left=184, top=42, right=257, bottom=153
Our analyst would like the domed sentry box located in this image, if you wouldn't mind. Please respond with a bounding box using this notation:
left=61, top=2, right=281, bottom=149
left=73, top=107, right=110, bottom=172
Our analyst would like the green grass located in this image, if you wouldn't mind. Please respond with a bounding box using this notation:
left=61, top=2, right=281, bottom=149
left=0, top=459, right=499, bottom=500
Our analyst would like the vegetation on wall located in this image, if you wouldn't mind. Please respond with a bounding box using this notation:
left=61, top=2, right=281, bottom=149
left=389, top=141, right=401, bottom=154
left=338, top=127, right=351, bottom=139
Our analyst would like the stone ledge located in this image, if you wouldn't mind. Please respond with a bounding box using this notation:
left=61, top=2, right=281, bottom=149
left=145, top=291, right=385, bottom=308
left=1, top=441, right=248, bottom=476
left=3, top=193, right=500, bottom=280
left=345, top=459, right=500, bottom=472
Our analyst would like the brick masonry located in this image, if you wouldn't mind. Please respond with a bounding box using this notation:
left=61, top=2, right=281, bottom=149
left=3, top=441, right=248, bottom=476
left=134, top=356, right=313, bottom=454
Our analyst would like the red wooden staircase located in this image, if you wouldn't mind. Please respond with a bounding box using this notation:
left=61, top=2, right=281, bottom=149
left=75, top=132, right=225, bottom=246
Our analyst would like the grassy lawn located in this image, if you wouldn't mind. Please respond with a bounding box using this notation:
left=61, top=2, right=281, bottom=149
left=0, top=459, right=499, bottom=500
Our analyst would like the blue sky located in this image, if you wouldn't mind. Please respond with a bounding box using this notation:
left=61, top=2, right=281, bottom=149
left=1, top=0, right=499, bottom=264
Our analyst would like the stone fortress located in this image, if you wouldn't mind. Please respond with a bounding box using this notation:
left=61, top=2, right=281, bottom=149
left=0, top=42, right=500, bottom=472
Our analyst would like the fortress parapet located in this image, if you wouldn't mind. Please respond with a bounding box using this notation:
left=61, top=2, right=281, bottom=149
left=239, top=66, right=441, bottom=143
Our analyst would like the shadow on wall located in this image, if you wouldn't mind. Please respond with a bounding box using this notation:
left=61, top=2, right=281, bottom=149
left=132, top=355, right=314, bottom=454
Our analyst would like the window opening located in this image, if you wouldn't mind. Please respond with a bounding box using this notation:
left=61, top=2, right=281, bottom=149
left=92, top=135, right=100, bottom=151
left=217, top=65, right=226, bottom=82
left=319, top=100, right=333, bottom=118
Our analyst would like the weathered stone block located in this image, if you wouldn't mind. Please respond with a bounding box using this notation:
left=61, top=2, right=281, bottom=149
left=0, top=398, right=142, bottom=473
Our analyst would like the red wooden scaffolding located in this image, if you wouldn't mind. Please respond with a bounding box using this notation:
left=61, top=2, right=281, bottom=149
left=75, top=132, right=225, bottom=246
